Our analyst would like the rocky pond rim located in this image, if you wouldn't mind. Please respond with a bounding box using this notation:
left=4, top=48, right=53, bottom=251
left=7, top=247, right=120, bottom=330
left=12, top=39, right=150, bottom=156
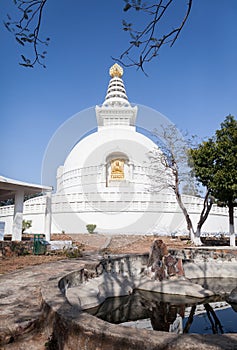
left=1, top=236, right=237, bottom=349
left=66, top=274, right=215, bottom=311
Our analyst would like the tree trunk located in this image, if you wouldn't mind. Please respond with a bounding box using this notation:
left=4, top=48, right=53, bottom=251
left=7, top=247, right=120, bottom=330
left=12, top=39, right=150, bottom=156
left=172, top=167, right=197, bottom=243
left=175, top=187, right=214, bottom=246
left=174, top=184, right=195, bottom=242
left=193, top=231, right=202, bottom=246
left=228, top=202, right=236, bottom=247
left=194, top=190, right=214, bottom=245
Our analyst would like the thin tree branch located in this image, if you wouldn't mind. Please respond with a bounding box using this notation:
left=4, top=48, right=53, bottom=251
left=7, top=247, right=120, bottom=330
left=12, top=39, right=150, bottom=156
left=114, top=0, right=193, bottom=72
left=4, top=0, right=49, bottom=68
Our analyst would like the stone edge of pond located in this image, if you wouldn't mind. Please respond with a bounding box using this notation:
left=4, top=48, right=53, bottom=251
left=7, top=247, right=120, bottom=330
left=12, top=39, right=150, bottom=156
left=40, top=253, right=237, bottom=350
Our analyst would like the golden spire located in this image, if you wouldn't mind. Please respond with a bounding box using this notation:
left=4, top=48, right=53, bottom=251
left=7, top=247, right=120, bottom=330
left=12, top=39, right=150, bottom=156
left=109, top=63, right=123, bottom=78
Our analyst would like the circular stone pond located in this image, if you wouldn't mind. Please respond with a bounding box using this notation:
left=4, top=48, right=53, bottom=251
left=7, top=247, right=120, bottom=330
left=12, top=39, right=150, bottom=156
left=85, top=282, right=237, bottom=334
left=41, top=249, right=237, bottom=350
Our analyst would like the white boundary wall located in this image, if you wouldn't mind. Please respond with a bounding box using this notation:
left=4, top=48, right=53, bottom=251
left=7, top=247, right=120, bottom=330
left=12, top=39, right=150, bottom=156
left=0, top=192, right=235, bottom=235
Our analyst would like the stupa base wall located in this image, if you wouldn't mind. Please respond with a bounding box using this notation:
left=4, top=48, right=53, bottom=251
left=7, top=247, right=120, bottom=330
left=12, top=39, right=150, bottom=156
left=1, top=210, right=232, bottom=236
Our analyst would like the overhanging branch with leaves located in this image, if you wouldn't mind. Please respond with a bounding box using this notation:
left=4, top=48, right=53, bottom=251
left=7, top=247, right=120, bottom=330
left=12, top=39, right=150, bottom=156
left=114, top=0, right=193, bottom=73
left=4, top=0, right=49, bottom=68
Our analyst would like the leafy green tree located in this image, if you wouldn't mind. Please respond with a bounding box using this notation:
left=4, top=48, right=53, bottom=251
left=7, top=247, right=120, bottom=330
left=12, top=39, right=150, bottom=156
left=190, top=115, right=237, bottom=246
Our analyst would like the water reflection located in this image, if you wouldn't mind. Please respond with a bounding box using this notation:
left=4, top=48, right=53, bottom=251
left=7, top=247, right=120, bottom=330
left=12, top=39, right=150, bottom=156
left=148, top=300, right=185, bottom=332
left=85, top=284, right=237, bottom=334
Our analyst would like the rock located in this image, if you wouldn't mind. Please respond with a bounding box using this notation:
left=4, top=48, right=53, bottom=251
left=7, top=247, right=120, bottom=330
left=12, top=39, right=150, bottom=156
left=4, top=246, right=13, bottom=257
left=231, top=303, right=237, bottom=312
left=147, top=239, right=185, bottom=281
left=147, top=240, right=168, bottom=267
left=227, top=287, right=237, bottom=304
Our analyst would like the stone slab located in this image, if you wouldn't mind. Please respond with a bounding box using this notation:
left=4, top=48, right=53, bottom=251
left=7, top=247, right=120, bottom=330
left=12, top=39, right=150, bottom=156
left=65, top=273, right=214, bottom=310
left=66, top=273, right=135, bottom=310
left=135, top=278, right=214, bottom=298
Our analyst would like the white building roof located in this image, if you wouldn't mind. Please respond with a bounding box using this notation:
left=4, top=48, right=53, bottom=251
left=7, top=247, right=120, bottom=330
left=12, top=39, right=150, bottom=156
left=0, top=175, right=52, bottom=201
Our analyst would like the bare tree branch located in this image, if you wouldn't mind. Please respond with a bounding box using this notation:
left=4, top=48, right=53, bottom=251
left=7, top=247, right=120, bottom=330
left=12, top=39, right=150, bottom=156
left=147, top=125, right=214, bottom=244
left=4, top=0, right=49, bottom=68
left=147, top=125, right=196, bottom=239
left=114, top=0, right=193, bottom=73
left=4, top=1, right=192, bottom=71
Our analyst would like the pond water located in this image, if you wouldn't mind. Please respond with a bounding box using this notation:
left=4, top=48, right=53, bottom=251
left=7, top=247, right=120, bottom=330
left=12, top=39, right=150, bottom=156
left=85, top=278, right=237, bottom=334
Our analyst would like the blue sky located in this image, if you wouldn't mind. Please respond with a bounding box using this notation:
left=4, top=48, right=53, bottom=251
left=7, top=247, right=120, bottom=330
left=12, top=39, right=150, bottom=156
left=1, top=0, right=236, bottom=186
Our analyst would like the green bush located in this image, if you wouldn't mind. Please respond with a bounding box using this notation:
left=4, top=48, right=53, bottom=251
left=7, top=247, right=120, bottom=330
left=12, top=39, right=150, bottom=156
left=22, top=219, right=32, bottom=233
left=86, top=224, right=96, bottom=234
left=64, top=246, right=83, bottom=258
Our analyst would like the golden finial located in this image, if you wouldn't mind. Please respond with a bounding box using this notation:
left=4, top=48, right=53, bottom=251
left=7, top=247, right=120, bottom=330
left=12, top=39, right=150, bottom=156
left=109, top=63, right=123, bottom=78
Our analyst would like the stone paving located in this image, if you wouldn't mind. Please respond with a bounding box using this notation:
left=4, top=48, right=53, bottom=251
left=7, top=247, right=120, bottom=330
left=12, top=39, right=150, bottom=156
left=0, top=258, right=94, bottom=349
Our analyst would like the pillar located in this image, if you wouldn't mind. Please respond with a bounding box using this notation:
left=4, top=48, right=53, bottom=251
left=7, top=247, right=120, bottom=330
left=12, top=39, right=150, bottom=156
left=0, top=221, right=5, bottom=241
left=230, top=234, right=236, bottom=247
left=12, top=189, right=24, bottom=241
left=44, top=190, right=52, bottom=242
left=229, top=204, right=236, bottom=247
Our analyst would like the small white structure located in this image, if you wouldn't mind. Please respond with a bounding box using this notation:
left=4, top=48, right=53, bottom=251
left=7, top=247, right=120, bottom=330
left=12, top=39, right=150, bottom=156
left=0, top=64, right=236, bottom=237
left=0, top=176, right=52, bottom=241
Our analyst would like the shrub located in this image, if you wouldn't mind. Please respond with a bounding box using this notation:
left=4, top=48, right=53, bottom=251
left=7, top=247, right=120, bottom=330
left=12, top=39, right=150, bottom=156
left=22, top=220, right=32, bottom=233
left=64, top=247, right=82, bottom=258
left=86, top=224, right=96, bottom=234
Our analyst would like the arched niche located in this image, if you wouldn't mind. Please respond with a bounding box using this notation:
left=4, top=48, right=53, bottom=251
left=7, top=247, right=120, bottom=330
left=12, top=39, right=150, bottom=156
left=105, top=152, right=131, bottom=186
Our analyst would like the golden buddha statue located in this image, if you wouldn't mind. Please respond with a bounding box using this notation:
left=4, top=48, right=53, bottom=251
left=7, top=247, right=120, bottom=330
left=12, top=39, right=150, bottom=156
left=110, top=159, right=124, bottom=180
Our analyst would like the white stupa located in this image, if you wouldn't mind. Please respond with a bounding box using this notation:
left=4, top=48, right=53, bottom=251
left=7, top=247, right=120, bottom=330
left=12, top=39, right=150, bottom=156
left=0, top=64, right=234, bottom=235
left=54, top=63, right=168, bottom=233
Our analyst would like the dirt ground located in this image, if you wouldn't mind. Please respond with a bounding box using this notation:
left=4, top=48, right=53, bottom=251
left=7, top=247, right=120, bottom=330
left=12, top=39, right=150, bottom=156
left=0, top=234, right=191, bottom=275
